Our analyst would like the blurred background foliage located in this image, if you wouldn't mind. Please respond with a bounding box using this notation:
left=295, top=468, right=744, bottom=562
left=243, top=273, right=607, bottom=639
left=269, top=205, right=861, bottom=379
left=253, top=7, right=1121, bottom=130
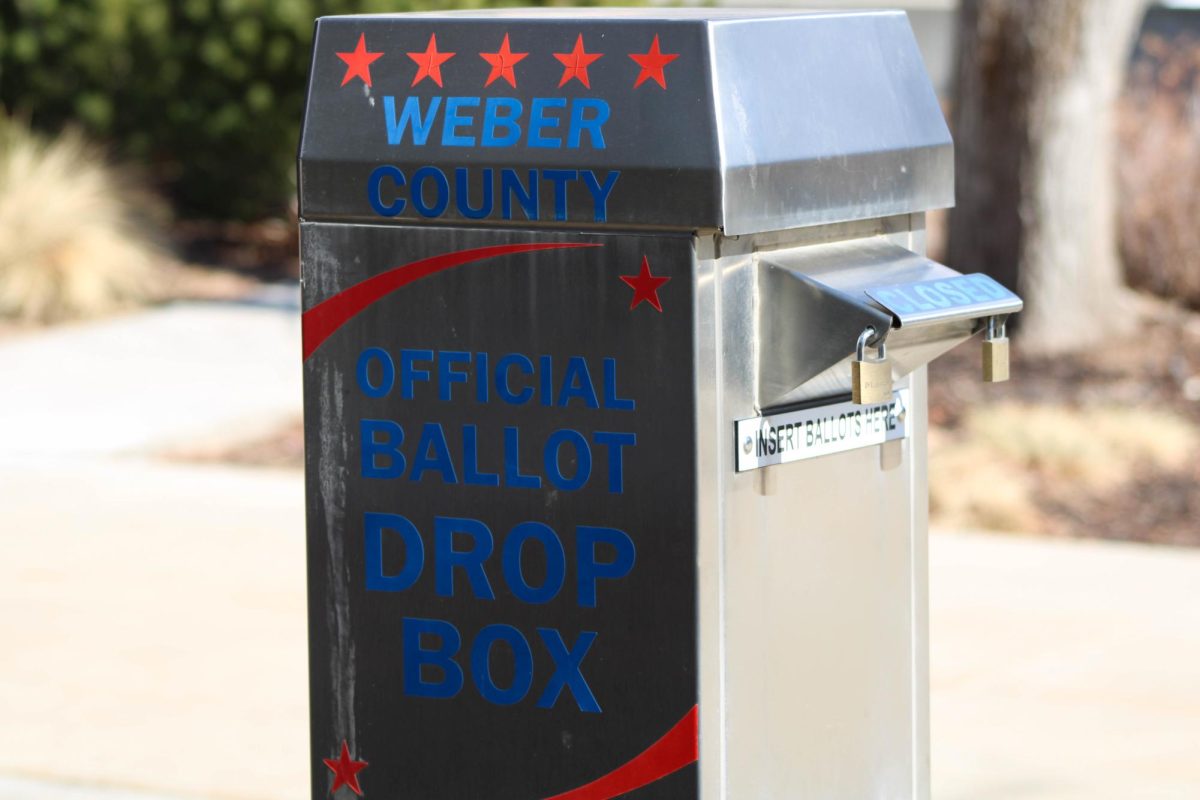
left=0, top=0, right=565, bottom=220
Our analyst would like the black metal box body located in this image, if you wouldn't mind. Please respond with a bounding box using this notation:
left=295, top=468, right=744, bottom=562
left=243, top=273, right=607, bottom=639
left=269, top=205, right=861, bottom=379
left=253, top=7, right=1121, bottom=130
left=303, top=223, right=698, bottom=798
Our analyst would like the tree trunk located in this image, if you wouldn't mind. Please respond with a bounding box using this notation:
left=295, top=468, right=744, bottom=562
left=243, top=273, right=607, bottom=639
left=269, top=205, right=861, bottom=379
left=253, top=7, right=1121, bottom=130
left=948, top=0, right=1148, bottom=354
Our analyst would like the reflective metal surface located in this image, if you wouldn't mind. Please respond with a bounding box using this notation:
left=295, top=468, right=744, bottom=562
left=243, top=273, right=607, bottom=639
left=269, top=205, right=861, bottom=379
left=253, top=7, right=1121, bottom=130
left=757, top=263, right=892, bottom=410
left=757, top=240, right=1020, bottom=407
left=695, top=216, right=933, bottom=799
left=710, top=12, right=953, bottom=235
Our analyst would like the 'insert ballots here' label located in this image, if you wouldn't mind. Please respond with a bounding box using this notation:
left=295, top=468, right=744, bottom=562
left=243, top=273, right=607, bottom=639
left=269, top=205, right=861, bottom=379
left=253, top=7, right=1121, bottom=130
left=736, top=389, right=910, bottom=471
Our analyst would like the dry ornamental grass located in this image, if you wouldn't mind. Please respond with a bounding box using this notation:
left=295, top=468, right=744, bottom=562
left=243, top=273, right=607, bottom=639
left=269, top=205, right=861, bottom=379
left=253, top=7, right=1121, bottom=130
left=0, top=117, right=164, bottom=323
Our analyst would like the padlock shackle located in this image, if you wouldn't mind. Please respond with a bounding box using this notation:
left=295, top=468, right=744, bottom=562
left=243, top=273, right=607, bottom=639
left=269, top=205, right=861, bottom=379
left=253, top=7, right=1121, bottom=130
left=986, top=315, right=1008, bottom=340
left=856, top=326, right=887, bottom=361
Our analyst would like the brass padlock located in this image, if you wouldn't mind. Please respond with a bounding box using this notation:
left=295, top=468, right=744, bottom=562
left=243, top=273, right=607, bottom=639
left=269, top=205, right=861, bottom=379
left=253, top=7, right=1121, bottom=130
left=852, top=327, right=892, bottom=405
left=982, top=316, right=1010, bottom=383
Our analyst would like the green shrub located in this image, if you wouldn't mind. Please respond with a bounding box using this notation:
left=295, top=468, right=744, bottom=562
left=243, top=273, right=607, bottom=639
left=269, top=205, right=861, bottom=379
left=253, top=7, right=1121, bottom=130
left=0, top=0, right=559, bottom=220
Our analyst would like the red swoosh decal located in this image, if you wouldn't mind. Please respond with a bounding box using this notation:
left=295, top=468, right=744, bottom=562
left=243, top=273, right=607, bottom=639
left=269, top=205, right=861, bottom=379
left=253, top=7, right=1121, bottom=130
left=302, top=242, right=599, bottom=360
left=543, top=706, right=698, bottom=800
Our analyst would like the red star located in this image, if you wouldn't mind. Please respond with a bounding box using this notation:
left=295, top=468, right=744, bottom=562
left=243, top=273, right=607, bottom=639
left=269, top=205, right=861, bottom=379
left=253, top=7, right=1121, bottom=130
left=629, top=35, right=679, bottom=89
left=554, top=34, right=603, bottom=89
left=480, top=34, right=528, bottom=88
left=336, top=34, right=383, bottom=88
left=408, top=34, right=455, bottom=87
left=323, top=741, right=368, bottom=796
left=620, top=256, right=671, bottom=312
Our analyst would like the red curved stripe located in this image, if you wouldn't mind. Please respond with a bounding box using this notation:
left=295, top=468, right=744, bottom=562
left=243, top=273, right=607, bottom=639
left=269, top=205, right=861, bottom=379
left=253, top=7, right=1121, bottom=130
left=543, top=706, right=698, bottom=800
left=302, top=242, right=599, bottom=360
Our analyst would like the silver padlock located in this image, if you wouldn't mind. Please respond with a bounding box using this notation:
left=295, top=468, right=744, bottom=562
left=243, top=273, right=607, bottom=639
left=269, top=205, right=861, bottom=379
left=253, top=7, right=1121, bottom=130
left=852, top=327, right=892, bottom=405
left=982, top=316, right=1010, bottom=383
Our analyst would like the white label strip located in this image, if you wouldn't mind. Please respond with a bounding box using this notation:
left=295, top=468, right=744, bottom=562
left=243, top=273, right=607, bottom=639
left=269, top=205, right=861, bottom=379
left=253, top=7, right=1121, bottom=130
left=735, top=389, right=910, bottom=471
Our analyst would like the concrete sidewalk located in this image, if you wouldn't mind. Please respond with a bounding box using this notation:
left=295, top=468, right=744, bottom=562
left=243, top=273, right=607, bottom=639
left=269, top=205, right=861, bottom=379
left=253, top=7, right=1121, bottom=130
left=930, top=531, right=1200, bottom=799
left=0, top=301, right=307, bottom=799
left=0, top=460, right=308, bottom=800
left=0, top=299, right=301, bottom=460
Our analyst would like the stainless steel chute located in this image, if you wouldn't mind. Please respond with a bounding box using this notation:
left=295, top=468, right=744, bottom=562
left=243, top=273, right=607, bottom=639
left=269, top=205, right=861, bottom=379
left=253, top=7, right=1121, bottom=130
left=757, top=240, right=1023, bottom=408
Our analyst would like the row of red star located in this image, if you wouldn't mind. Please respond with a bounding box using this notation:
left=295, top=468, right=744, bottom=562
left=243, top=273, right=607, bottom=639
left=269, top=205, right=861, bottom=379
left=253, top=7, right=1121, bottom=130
left=338, top=33, right=679, bottom=91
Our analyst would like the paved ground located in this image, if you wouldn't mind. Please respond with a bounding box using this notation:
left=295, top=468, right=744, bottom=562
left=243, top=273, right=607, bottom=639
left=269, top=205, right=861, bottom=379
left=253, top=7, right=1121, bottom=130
left=930, top=531, right=1200, bottom=800
left=0, top=299, right=300, bottom=461
left=0, top=300, right=307, bottom=800
left=1, top=301, right=1197, bottom=798
left=0, top=460, right=307, bottom=800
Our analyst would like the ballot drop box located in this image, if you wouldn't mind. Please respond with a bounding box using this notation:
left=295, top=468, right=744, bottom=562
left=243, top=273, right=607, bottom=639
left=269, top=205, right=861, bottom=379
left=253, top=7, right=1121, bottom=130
left=299, top=9, right=1021, bottom=799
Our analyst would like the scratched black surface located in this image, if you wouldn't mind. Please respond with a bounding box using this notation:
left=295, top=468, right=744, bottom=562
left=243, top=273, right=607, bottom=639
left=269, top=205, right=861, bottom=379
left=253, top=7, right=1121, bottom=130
left=303, top=222, right=699, bottom=799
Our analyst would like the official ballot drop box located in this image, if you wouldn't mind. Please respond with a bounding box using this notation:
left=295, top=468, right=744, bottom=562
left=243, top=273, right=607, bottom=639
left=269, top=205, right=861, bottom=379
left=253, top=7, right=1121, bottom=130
left=300, top=9, right=1021, bottom=799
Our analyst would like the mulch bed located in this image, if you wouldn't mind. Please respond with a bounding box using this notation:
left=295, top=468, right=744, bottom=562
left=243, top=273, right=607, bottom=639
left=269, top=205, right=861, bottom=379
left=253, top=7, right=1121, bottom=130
left=172, top=218, right=299, bottom=280
left=169, top=418, right=305, bottom=471
left=929, top=296, right=1200, bottom=546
